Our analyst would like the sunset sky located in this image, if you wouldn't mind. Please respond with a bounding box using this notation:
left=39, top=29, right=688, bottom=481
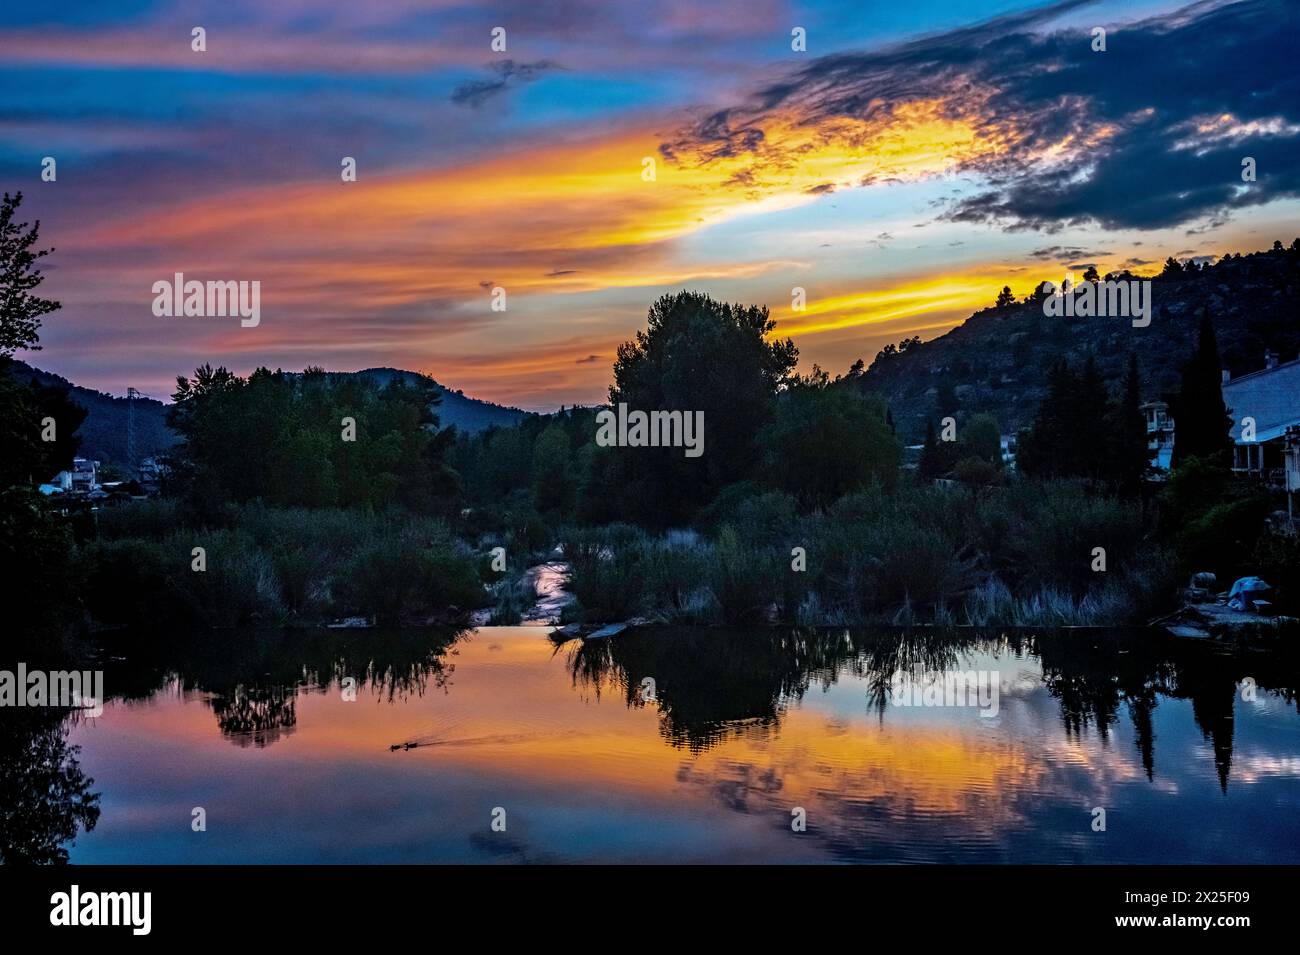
left=2, top=0, right=1297, bottom=409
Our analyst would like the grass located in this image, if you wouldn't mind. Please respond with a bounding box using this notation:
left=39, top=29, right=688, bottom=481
left=562, top=480, right=1166, bottom=626
left=83, top=504, right=485, bottom=629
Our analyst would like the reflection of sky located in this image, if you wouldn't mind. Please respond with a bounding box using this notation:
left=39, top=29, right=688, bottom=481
left=64, top=629, right=1300, bottom=863
left=3, top=1, right=1298, bottom=406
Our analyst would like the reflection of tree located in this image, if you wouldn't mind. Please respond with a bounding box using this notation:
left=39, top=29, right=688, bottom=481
left=569, top=628, right=840, bottom=752
left=0, top=709, right=101, bottom=864
left=100, top=626, right=466, bottom=748
left=568, top=627, right=984, bottom=752
left=210, top=684, right=298, bottom=747
left=568, top=625, right=1300, bottom=791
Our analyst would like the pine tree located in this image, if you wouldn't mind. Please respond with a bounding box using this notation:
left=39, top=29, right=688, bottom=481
left=1107, top=352, right=1149, bottom=495
left=1171, top=312, right=1232, bottom=469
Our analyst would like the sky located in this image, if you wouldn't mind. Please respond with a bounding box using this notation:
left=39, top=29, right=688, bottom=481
left=2, top=0, right=1298, bottom=409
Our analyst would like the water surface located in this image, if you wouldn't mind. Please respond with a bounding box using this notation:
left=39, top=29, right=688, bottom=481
left=19, top=626, right=1300, bottom=863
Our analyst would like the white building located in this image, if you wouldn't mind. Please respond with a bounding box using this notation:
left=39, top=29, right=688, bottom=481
left=1142, top=400, right=1176, bottom=472
left=1225, top=351, right=1300, bottom=493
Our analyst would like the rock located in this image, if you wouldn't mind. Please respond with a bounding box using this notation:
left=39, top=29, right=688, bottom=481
left=584, top=622, right=628, bottom=640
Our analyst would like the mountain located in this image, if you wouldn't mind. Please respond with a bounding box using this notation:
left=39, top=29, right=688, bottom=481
left=350, top=367, right=531, bottom=432
left=6, top=362, right=531, bottom=469
left=8, top=360, right=177, bottom=470
left=861, top=243, right=1300, bottom=443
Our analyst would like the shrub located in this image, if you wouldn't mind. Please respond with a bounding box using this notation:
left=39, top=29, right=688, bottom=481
left=641, top=538, right=713, bottom=623
left=563, top=524, right=648, bottom=621
left=710, top=524, right=780, bottom=624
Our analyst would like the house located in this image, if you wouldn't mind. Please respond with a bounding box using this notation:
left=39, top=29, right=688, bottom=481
left=1142, top=399, right=1176, bottom=472
left=138, top=456, right=167, bottom=492
left=48, top=457, right=101, bottom=494
left=1224, top=351, right=1300, bottom=494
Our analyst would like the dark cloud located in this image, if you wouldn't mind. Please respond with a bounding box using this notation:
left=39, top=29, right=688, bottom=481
left=663, top=0, right=1300, bottom=232
left=1028, top=246, right=1110, bottom=261
left=452, top=60, right=560, bottom=108
left=575, top=354, right=601, bottom=364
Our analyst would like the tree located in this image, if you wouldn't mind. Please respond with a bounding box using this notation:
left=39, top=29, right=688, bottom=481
left=963, top=413, right=1002, bottom=465
left=1171, top=312, right=1232, bottom=469
left=995, top=286, right=1016, bottom=308
left=1082, top=265, right=1100, bottom=283
left=1017, top=358, right=1110, bottom=481
left=166, top=366, right=457, bottom=513
left=918, top=419, right=960, bottom=480
left=532, top=420, right=573, bottom=514
left=0, top=193, right=59, bottom=357
left=606, top=290, right=798, bottom=524
left=759, top=378, right=898, bottom=509
left=1107, top=352, right=1149, bottom=496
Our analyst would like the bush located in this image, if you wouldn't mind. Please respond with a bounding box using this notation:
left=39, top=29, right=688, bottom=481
left=710, top=524, right=780, bottom=624
left=1005, top=482, right=1143, bottom=595
left=333, top=520, right=480, bottom=625
left=176, top=529, right=282, bottom=629
left=563, top=524, right=648, bottom=621
left=95, top=498, right=185, bottom=541
left=84, top=538, right=194, bottom=628
left=641, top=538, right=713, bottom=623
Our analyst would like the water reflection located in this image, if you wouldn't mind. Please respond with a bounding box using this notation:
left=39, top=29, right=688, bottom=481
left=565, top=627, right=1300, bottom=793
left=100, top=627, right=464, bottom=748
left=0, top=708, right=101, bottom=864
left=5, top=625, right=1297, bottom=863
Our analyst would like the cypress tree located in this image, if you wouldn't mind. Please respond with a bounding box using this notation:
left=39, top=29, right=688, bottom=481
left=1171, top=312, right=1232, bottom=468
left=1108, top=352, right=1149, bottom=495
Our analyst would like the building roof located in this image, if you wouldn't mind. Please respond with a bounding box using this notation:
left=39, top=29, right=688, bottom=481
left=1225, top=357, right=1300, bottom=443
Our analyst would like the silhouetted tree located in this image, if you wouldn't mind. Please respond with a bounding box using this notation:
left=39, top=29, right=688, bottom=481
left=1108, top=352, right=1150, bottom=496
left=606, top=291, right=798, bottom=525
left=0, top=192, right=59, bottom=357
left=759, top=376, right=898, bottom=509
left=1171, top=313, right=1232, bottom=468
left=1018, top=358, right=1111, bottom=481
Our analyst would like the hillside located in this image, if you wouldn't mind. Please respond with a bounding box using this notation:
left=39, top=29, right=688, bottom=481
left=351, top=367, right=531, bottom=432
left=7, top=362, right=531, bottom=470
left=862, top=243, right=1300, bottom=442
left=8, top=360, right=177, bottom=469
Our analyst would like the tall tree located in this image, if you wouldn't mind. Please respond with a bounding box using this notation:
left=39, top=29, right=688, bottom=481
left=606, top=291, right=798, bottom=525
left=1018, top=358, right=1111, bottom=481
left=0, top=193, right=59, bottom=357
left=1108, top=352, right=1150, bottom=495
left=0, top=192, right=84, bottom=485
left=1171, top=312, right=1232, bottom=468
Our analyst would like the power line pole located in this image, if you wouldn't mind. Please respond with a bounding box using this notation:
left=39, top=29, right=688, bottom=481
left=127, top=387, right=139, bottom=476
